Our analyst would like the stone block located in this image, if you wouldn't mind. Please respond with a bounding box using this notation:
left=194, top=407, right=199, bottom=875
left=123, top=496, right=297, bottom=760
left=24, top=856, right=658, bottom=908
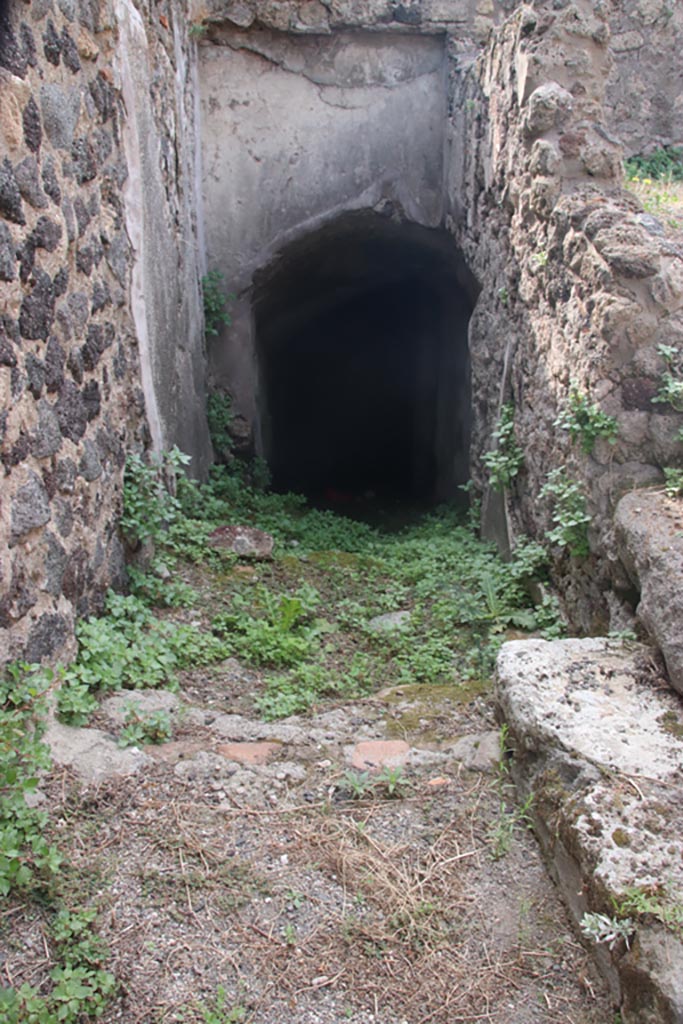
left=0, top=158, right=25, bottom=225
left=496, top=637, right=683, bottom=1021
left=615, top=489, right=683, bottom=695
left=40, top=83, right=81, bottom=149
left=523, top=82, right=573, bottom=138
left=11, top=471, right=51, bottom=542
left=0, top=222, right=16, bottom=281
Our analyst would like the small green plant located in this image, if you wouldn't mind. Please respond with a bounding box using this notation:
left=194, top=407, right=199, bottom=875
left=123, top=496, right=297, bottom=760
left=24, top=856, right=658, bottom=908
left=0, top=908, right=116, bottom=1022
left=625, top=147, right=683, bottom=183
left=654, top=344, right=683, bottom=415
left=663, top=467, right=683, bottom=497
left=58, top=592, right=229, bottom=725
left=194, top=986, right=246, bottom=1024
left=489, top=792, right=534, bottom=860
left=539, top=470, right=591, bottom=557
left=189, top=21, right=208, bottom=38
left=120, top=447, right=191, bottom=549
left=118, top=704, right=173, bottom=747
left=127, top=561, right=197, bottom=609
left=202, top=270, right=233, bottom=336
left=498, top=286, right=509, bottom=306
left=487, top=724, right=534, bottom=859
left=482, top=403, right=524, bottom=491
left=580, top=911, right=635, bottom=950
left=532, top=250, right=548, bottom=268
left=376, top=764, right=411, bottom=799
left=207, top=391, right=234, bottom=458
left=617, top=884, right=683, bottom=938
left=509, top=537, right=549, bottom=584
left=554, top=387, right=618, bottom=455
left=213, top=584, right=322, bottom=669
left=342, top=770, right=374, bottom=800
left=459, top=479, right=481, bottom=534
left=0, top=663, right=62, bottom=895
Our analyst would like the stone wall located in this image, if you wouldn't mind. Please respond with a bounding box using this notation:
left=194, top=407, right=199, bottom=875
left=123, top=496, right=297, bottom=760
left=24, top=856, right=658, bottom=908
left=605, top=0, right=683, bottom=156
left=0, top=0, right=209, bottom=667
left=452, top=0, right=683, bottom=629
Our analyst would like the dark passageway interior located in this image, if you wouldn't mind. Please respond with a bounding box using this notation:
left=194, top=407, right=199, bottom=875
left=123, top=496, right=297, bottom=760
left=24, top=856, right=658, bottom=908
left=253, top=214, right=478, bottom=504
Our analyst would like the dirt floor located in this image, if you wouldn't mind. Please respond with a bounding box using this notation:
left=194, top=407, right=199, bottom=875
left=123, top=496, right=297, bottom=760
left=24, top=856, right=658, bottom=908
left=2, top=502, right=623, bottom=1024
left=4, top=667, right=616, bottom=1024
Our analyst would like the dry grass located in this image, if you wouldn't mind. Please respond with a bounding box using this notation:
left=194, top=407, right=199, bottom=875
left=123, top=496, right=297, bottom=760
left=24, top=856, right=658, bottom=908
left=2, top=760, right=612, bottom=1024
left=626, top=175, right=683, bottom=234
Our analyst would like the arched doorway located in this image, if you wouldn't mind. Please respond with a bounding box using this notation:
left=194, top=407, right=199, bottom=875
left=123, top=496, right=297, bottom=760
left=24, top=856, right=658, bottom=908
left=253, top=212, right=478, bottom=503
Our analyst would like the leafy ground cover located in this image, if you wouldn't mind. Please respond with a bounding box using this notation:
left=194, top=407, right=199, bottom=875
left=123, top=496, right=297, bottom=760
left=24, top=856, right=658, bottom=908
left=1, top=465, right=616, bottom=1024
left=625, top=147, right=683, bottom=233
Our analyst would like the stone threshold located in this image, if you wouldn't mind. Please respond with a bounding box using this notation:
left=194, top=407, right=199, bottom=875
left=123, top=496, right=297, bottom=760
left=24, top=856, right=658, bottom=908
left=496, top=637, right=683, bottom=1024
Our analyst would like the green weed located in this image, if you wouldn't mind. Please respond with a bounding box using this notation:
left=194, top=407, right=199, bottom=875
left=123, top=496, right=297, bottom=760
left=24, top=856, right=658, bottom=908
left=0, top=908, right=116, bottom=1023
left=0, top=663, right=62, bottom=895
left=539, top=470, right=591, bottom=558
left=482, top=403, right=524, bottom=491
left=625, top=146, right=683, bottom=182
left=554, top=387, right=618, bottom=455
left=118, top=704, right=173, bottom=748
left=202, top=270, right=233, bottom=337
left=207, top=391, right=234, bottom=458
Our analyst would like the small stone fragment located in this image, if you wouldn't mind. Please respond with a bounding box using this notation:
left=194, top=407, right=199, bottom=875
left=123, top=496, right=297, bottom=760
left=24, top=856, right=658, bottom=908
left=208, top=524, right=274, bottom=559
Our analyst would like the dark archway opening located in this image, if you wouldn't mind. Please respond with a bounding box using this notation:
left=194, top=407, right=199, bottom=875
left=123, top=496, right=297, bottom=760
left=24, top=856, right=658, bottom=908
left=253, top=213, right=478, bottom=506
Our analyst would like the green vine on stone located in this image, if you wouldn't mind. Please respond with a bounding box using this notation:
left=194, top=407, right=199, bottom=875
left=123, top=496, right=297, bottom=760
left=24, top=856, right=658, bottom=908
left=553, top=386, right=618, bottom=455
left=207, top=391, right=234, bottom=458
left=654, top=345, right=683, bottom=416
left=539, top=469, right=591, bottom=558
left=201, top=270, right=233, bottom=337
left=482, top=403, right=524, bottom=491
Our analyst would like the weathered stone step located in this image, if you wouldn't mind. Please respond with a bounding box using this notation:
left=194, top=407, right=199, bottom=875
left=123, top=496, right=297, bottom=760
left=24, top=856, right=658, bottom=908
left=496, top=637, right=683, bottom=1024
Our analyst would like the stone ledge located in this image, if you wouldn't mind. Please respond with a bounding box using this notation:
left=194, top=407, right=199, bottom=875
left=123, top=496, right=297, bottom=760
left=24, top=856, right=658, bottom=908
left=615, top=488, right=683, bottom=696
left=496, top=638, right=683, bottom=1024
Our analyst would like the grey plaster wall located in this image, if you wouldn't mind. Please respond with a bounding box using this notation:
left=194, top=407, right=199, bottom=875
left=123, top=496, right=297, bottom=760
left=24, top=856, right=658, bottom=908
left=198, top=25, right=449, bottom=426
left=115, top=0, right=211, bottom=476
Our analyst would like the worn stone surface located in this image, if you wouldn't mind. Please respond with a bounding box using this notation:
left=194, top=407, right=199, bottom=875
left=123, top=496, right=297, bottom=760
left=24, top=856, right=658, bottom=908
left=11, top=471, right=52, bottom=542
left=101, top=689, right=183, bottom=727
left=216, top=741, right=282, bottom=765
left=208, top=524, right=274, bottom=559
left=349, top=739, right=411, bottom=771
left=496, top=637, right=683, bottom=1023
left=367, top=611, right=411, bottom=633
left=445, top=730, right=499, bottom=772
left=44, top=717, right=150, bottom=780
left=497, top=638, right=683, bottom=780
left=615, top=489, right=683, bottom=695
left=606, top=0, right=683, bottom=155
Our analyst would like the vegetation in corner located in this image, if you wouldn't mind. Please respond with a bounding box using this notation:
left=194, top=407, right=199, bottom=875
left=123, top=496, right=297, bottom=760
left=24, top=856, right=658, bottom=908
left=201, top=270, right=233, bottom=336
left=207, top=390, right=235, bottom=460
left=0, top=906, right=116, bottom=1023
left=539, top=469, right=591, bottom=558
left=0, top=662, right=117, bottom=1021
